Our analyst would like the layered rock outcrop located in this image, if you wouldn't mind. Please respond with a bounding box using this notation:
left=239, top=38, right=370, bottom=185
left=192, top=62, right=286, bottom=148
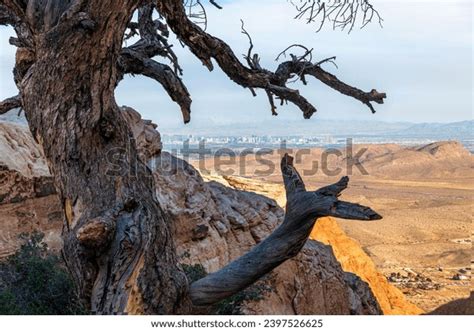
left=0, top=121, right=62, bottom=258
left=152, top=152, right=381, bottom=314
left=311, top=218, right=424, bottom=314
left=0, top=122, right=55, bottom=205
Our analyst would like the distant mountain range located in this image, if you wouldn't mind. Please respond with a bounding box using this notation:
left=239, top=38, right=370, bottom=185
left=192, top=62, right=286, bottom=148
left=1, top=110, right=471, bottom=141
left=160, top=119, right=473, bottom=139
left=394, top=121, right=473, bottom=138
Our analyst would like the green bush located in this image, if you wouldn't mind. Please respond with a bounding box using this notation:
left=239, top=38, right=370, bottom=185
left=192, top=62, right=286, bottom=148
left=0, top=232, right=86, bottom=315
left=181, top=263, right=207, bottom=283
left=214, top=282, right=270, bottom=315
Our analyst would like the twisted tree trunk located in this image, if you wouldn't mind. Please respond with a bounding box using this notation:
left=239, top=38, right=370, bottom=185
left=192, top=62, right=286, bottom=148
left=17, top=1, right=189, bottom=314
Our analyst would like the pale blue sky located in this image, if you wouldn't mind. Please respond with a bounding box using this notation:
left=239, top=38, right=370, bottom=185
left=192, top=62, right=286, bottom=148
left=0, top=0, right=472, bottom=131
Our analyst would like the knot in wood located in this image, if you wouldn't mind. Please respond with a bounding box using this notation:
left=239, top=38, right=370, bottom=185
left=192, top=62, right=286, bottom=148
left=76, top=217, right=115, bottom=249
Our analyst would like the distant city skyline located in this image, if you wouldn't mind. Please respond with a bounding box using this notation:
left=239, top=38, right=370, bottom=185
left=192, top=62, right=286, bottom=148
left=0, top=0, right=472, bottom=131
left=158, top=118, right=473, bottom=153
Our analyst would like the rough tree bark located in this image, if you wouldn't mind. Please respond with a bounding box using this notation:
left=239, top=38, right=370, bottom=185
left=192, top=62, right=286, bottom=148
left=0, top=0, right=385, bottom=314
left=5, top=0, right=190, bottom=314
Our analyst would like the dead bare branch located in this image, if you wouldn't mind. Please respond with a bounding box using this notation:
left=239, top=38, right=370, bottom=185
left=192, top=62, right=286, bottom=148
left=0, top=94, right=21, bottom=115
left=289, top=0, right=383, bottom=32
left=126, top=4, right=183, bottom=75
left=0, top=3, right=33, bottom=50
left=305, top=65, right=386, bottom=113
left=275, top=44, right=313, bottom=63
left=189, top=154, right=381, bottom=306
left=119, top=48, right=192, bottom=123
left=157, top=0, right=386, bottom=119
left=184, top=0, right=208, bottom=30
left=240, top=20, right=257, bottom=69
left=209, top=0, right=222, bottom=10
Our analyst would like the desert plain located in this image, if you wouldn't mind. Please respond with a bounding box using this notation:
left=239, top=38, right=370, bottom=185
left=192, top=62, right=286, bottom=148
left=192, top=141, right=473, bottom=312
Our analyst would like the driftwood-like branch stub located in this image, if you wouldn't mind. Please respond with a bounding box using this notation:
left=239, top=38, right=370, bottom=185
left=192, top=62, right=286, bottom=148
left=189, top=154, right=381, bottom=306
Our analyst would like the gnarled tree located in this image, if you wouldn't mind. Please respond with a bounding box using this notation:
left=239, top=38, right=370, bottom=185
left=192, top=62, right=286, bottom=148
left=0, top=0, right=386, bottom=314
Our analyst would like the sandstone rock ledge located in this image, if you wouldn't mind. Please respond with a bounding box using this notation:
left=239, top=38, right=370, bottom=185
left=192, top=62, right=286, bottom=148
left=0, top=122, right=62, bottom=258
left=0, top=122, right=55, bottom=205
left=153, top=152, right=381, bottom=315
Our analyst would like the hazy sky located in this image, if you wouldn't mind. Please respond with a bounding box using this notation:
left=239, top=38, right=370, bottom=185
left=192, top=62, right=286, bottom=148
left=0, top=0, right=472, bottom=130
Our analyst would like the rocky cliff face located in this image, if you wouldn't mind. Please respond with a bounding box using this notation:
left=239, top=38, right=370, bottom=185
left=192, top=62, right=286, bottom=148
left=211, top=174, right=424, bottom=315
left=152, top=152, right=381, bottom=315
left=0, top=121, right=62, bottom=258
left=0, top=122, right=55, bottom=205
left=0, top=110, right=417, bottom=314
left=311, top=218, right=424, bottom=315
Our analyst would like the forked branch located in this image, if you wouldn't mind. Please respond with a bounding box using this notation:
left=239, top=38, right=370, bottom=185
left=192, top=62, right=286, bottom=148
left=119, top=48, right=192, bottom=123
left=274, top=60, right=386, bottom=113
left=156, top=0, right=386, bottom=120
left=290, top=0, right=383, bottom=32
left=189, top=154, right=381, bottom=306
